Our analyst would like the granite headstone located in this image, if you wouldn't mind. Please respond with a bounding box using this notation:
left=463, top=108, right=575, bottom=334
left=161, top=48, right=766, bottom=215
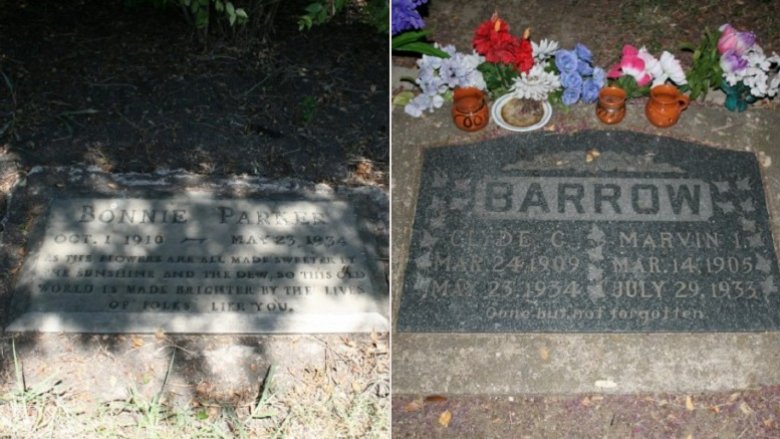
left=398, top=132, right=780, bottom=332
left=8, top=197, right=388, bottom=333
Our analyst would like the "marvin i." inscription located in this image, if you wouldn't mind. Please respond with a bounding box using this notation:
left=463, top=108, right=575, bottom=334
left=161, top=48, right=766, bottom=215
left=397, top=132, right=780, bottom=332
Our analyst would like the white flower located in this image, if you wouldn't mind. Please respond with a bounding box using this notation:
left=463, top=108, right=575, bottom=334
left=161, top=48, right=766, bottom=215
left=532, top=39, right=559, bottom=63
left=510, top=64, right=561, bottom=101
left=657, top=51, right=688, bottom=86
left=638, top=47, right=663, bottom=81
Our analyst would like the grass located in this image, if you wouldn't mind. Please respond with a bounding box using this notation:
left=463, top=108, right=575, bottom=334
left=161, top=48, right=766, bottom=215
left=0, top=336, right=389, bottom=439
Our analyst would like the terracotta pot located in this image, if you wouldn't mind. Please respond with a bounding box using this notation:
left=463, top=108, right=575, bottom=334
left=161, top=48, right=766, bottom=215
left=596, top=86, right=627, bottom=124
left=452, top=87, right=489, bottom=132
left=645, top=84, right=689, bottom=128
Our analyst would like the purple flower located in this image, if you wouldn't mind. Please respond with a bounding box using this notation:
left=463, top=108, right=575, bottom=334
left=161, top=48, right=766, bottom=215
left=392, top=0, right=428, bottom=35
left=562, top=86, right=581, bottom=106
left=581, top=79, right=601, bottom=104
left=718, top=24, right=756, bottom=56
left=720, top=50, right=748, bottom=74
left=592, top=66, right=606, bottom=87
left=577, top=59, right=594, bottom=76
left=575, top=43, right=593, bottom=63
left=555, top=49, right=578, bottom=74
left=561, top=71, right=583, bottom=90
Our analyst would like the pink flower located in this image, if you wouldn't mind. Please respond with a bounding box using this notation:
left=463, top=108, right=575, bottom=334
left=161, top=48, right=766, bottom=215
left=607, top=44, right=652, bottom=86
left=718, top=24, right=756, bottom=56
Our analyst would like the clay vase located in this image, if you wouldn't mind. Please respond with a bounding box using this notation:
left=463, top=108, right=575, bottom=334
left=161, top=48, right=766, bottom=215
left=596, top=86, right=627, bottom=124
left=645, top=84, right=690, bottom=128
left=452, top=87, right=489, bottom=132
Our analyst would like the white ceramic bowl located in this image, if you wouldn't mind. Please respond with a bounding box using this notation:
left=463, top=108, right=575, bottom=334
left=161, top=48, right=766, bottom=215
left=491, top=94, right=553, bottom=132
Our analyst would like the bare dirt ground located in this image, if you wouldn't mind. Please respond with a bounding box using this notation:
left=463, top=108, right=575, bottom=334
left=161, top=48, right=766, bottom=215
left=392, top=1, right=780, bottom=437
left=0, top=0, right=387, bottom=183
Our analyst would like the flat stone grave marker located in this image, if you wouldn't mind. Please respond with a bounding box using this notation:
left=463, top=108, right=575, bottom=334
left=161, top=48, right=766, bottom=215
left=7, top=192, right=388, bottom=333
left=398, top=132, right=780, bottom=332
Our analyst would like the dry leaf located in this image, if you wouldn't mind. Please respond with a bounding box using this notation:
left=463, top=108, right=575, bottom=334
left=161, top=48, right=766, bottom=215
left=685, top=395, right=694, bottom=411
left=131, top=337, right=144, bottom=348
left=155, top=328, right=165, bottom=340
left=425, top=395, right=448, bottom=403
left=739, top=402, right=753, bottom=415
left=585, top=148, right=601, bottom=163
left=438, top=410, right=452, bottom=428
left=685, top=434, right=693, bottom=439
left=538, top=346, right=550, bottom=361
left=728, top=392, right=741, bottom=402
left=580, top=397, right=591, bottom=407
left=352, top=381, right=363, bottom=393
left=403, top=399, right=423, bottom=412
left=708, top=405, right=721, bottom=414
left=763, top=417, right=775, bottom=428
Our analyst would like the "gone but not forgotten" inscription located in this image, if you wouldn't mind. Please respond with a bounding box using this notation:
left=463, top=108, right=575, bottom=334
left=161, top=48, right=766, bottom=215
left=398, top=132, right=780, bottom=332
left=8, top=197, right=388, bottom=333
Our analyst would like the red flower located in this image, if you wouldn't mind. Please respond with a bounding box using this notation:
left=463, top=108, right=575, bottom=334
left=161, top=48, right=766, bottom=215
left=473, top=12, right=534, bottom=74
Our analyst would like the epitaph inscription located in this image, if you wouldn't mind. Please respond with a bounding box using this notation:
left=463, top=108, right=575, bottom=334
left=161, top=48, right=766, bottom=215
left=398, top=132, right=780, bottom=332
left=8, top=198, right=387, bottom=333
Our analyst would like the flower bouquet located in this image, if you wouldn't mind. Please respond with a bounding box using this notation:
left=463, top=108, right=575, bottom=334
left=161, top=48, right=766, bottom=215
left=607, top=45, right=688, bottom=97
left=473, top=13, right=561, bottom=131
left=716, top=24, right=780, bottom=111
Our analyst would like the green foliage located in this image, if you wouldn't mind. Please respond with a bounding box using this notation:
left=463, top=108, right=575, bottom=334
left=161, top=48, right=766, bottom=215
left=612, top=75, right=651, bottom=99
left=300, top=95, right=319, bottom=124
left=391, top=30, right=449, bottom=58
left=681, top=28, right=723, bottom=100
left=125, top=0, right=248, bottom=30
left=299, top=0, right=388, bottom=33
left=477, top=62, right=519, bottom=98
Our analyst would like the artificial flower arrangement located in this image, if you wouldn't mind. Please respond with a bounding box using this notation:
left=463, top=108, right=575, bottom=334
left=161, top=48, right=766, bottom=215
left=391, top=0, right=449, bottom=57
left=402, top=44, right=486, bottom=117
left=606, top=45, right=688, bottom=98
left=716, top=24, right=780, bottom=111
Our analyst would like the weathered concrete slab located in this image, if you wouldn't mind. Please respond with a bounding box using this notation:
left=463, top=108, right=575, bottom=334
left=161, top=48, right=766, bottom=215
left=2, top=168, right=388, bottom=334
left=398, top=133, right=780, bottom=332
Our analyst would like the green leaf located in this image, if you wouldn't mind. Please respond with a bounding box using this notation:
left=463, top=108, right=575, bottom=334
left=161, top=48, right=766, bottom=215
left=214, top=0, right=224, bottom=12
left=235, top=8, right=247, bottom=20
left=226, top=1, right=235, bottom=16
left=394, top=41, right=450, bottom=58
left=196, top=410, right=208, bottom=420
left=391, top=30, right=430, bottom=48
left=392, top=91, right=415, bottom=106
left=305, top=3, right=323, bottom=14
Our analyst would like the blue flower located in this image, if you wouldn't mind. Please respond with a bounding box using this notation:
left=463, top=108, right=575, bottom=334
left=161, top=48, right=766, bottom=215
left=581, top=79, right=601, bottom=104
left=392, top=0, right=428, bottom=35
left=562, top=86, right=581, bottom=106
left=561, top=71, right=583, bottom=90
left=555, top=49, right=578, bottom=74
left=575, top=43, right=593, bottom=63
left=591, top=66, right=606, bottom=87
left=577, top=59, right=593, bottom=76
